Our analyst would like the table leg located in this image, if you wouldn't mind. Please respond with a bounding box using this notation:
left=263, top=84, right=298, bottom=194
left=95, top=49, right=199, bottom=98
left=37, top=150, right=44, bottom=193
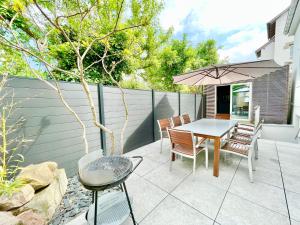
left=213, top=137, right=221, bottom=177
left=171, top=143, right=176, bottom=161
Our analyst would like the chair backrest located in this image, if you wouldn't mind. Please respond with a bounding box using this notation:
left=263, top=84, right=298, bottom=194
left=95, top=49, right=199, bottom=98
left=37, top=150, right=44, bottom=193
left=254, top=105, right=260, bottom=127
left=167, top=129, right=194, bottom=151
left=181, top=114, right=191, bottom=124
left=171, top=116, right=182, bottom=127
left=215, top=114, right=230, bottom=120
left=157, top=118, right=171, bottom=132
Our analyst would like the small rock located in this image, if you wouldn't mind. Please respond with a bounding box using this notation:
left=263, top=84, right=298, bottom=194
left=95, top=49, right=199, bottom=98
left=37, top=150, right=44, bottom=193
left=0, top=184, right=35, bottom=211
left=17, top=210, right=46, bottom=225
left=0, top=211, right=22, bottom=225
left=18, top=169, right=68, bottom=222
left=17, top=162, right=58, bottom=191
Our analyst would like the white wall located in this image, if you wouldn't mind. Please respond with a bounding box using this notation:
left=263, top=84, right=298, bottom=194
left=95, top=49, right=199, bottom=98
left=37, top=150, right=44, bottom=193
left=292, top=23, right=300, bottom=127
left=259, top=41, right=275, bottom=60
left=274, top=12, right=294, bottom=66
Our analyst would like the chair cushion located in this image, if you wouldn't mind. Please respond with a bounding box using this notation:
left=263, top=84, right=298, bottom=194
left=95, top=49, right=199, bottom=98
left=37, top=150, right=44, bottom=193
left=222, top=141, right=249, bottom=156
left=173, top=144, right=204, bottom=156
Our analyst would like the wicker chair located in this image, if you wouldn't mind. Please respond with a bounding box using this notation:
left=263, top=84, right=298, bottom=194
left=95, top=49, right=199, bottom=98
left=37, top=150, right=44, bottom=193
left=157, top=118, right=172, bottom=153
left=167, top=128, right=208, bottom=176
left=221, top=129, right=261, bottom=182
left=171, top=116, right=182, bottom=127
left=181, top=114, right=191, bottom=124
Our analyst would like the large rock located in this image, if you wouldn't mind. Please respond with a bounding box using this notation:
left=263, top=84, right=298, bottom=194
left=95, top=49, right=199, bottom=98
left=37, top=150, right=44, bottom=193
left=18, top=169, right=68, bottom=222
left=0, top=211, right=22, bottom=225
left=0, top=184, right=34, bottom=211
left=17, top=162, right=58, bottom=191
left=17, top=210, right=46, bottom=225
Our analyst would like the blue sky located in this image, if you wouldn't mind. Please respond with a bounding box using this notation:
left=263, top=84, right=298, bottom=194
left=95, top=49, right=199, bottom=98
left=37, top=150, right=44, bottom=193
left=159, top=0, right=291, bottom=63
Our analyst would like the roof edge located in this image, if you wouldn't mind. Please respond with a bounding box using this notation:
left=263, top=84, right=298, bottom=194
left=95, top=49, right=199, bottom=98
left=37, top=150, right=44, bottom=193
left=255, top=36, right=275, bottom=54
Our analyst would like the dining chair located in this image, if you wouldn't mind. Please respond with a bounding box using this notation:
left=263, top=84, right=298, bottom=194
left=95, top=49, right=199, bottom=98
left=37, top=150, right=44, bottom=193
left=167, top=128, right=208, bottom=176
left=231, top=119, right=263, bottom=159
left=181, top=113, right=191, bottom=124
left=215, top=114, right=231, bottom=120
left=157, top=118, right=172, bottom=153
left=171, top=116, right=182, bottom=127
left=220, top=128, right=261, bottom=182
left=237, top=105, right=260, bottom=130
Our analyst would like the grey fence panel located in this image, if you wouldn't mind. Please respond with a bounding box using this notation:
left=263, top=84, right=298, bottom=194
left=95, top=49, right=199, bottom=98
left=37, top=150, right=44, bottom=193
left=4, top=77, right=101, bottom=177
left=180, top=93, right=195, bottom=120
left=196, top=94, right=203, bottom=120
left=103, top=87, right=153, bottom=154
left=154, top=91, right=179, bottom=140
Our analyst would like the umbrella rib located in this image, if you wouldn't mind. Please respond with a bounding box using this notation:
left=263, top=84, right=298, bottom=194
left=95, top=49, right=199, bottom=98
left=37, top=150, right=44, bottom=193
left=219, top=68, right=238, bottom=78
left=191, top=74, right=208, bottom=86
left=174, top=69, right=215, bottom=83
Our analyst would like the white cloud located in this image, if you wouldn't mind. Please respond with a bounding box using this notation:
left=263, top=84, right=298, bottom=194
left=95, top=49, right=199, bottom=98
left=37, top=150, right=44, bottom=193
left=218, top=28, right=267, bottom=62
left=160, top=0, right=291, bottom=62
left=160, top=0, right=291, bottom=33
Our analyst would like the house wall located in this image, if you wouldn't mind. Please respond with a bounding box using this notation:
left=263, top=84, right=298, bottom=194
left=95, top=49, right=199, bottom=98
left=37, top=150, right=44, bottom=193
left=274, top=11, right=294, bottom=66
left=205, top=68, right=289, bottom=124
left=259, top=40, right=275, bottom=60
left=292, top=23, right=300, bottom=128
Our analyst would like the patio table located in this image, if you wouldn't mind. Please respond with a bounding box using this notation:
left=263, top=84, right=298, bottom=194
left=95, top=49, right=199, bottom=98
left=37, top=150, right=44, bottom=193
left=175, top=118, right=238, bottom=177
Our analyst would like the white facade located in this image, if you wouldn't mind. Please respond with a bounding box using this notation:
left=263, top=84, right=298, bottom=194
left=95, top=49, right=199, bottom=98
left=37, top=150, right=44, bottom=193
left=289, top=12, right=300, bottom=129
left=256, top=10, right=294, bottom=66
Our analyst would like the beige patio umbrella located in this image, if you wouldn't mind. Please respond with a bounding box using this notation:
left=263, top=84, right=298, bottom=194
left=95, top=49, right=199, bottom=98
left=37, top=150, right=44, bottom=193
left=173, top=60, right=282, bottom=86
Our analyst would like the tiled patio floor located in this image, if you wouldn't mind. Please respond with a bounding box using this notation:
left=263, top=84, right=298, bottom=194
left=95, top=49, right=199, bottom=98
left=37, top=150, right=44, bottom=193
left=67, top=139, right=300, bottom=225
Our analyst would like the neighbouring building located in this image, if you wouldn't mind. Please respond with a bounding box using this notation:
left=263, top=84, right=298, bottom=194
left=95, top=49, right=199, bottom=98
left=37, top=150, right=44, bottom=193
left=255, top=8, right=294, bottom=66
left=205, top=9, right=293, bottom=125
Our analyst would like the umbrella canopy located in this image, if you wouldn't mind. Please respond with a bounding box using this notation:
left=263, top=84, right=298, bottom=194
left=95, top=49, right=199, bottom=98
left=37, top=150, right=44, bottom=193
left=173, top=60, right=282, bottom=86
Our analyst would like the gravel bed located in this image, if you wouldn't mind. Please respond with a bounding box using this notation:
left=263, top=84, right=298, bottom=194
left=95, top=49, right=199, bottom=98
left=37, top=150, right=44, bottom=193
left=49, top=176, right=93, bottom=225
left=50, top=176, right=121, bottom=225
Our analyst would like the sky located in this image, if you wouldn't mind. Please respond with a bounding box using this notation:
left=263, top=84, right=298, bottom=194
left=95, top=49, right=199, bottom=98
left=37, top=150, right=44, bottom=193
left=159, top=0, right=291, bottom=63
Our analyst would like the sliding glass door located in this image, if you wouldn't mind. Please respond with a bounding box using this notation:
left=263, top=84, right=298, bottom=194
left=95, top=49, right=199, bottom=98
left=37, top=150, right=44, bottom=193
left=230, top=83, right=251, bottom=120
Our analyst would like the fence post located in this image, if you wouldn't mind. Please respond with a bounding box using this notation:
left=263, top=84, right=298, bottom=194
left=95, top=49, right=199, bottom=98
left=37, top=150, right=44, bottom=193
left=97, top=84, right=107, bottom=155
left=178, top=92, right=181, bottom=115
left=152, top=89, right=155, bottom=142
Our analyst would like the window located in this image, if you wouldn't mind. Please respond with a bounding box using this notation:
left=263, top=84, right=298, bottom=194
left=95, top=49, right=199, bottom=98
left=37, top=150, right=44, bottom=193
left=230, top=83, right=251, bottom=120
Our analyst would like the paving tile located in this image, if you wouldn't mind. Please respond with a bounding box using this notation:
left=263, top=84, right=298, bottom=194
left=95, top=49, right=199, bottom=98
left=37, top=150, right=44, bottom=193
left=282, top=172, right=300, bottom=194
left=125, top=173, right=168, bottom=222
left=140, top=195, right=214, bottom=225
left=193, top=155, right=239, bottom=191
left=286, top=190, right=300, bottom=222
left=65, top=213, right=87, bottom=225
left=291, top=220, right=300, bottom=225
left=143, top=141, right=171, bottom=164
left=144, top=159, right=191, bottom=192
left=172, top=174, right=226, bottom=219
left=132, top=157, right=162, bottom=177
left=216, top=192, right=290, bottom=225
left=229, top=167, right=288, bottom=216
left=239, top=158, right=283, bottom=188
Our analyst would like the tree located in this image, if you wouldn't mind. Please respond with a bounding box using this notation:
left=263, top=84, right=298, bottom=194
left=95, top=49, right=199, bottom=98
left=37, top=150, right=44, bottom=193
left=0, top=0, right=162, bottom=154
left=144, top=35, right=219, bottom=92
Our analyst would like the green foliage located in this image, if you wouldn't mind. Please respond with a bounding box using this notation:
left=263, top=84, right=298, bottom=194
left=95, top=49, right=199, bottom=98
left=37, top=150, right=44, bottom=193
left=0, top=178, right=26, bottom=197
left=120, top=76, right=150, bottom=90
left=144, top=35, right=219, bottom=92
left=0, top=77, right=28, bottom=196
